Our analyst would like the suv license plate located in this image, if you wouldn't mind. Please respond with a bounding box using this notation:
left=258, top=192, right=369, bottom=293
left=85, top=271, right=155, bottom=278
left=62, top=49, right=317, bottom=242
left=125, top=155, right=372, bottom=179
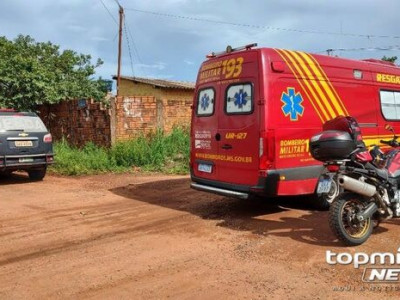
left=198, top=163, right=212, bottom=173
left=317, top=178, right=332, bottom=193
left=15, top=141, right=33, bottom=147
left=19, top=158, right=34, bottom=163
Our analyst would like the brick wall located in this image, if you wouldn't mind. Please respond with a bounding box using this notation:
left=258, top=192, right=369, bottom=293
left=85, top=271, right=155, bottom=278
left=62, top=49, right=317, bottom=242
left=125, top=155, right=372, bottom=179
left=161, top=99, right=192, bottom=132
left=114, top=96, right=192, bottom=141
left=38, top=99, right=111, bottom=147
left=115, top=96, right=158, bottom=139
left=38, top=88, right=193, bottom=146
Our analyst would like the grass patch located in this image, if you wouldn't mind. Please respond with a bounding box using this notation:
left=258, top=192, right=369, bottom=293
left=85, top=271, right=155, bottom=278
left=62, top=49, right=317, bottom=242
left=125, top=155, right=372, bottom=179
left=51, top=127, right=190, bottom=175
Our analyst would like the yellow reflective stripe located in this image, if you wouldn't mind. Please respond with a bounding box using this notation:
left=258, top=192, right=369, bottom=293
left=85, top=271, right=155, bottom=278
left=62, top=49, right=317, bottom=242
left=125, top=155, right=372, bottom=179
left=364, top=134, right=392, bottom=138
left=288, top=50, right=337, bottom=120
left=306, top=53, right=349, bottom=115
left=276, top=49, right=325, bottom=123
left=297, top=52, right=345, bottom=116
left=364, top=135, right=394, bottom=147
left=281, top=49, right=330, bottom=122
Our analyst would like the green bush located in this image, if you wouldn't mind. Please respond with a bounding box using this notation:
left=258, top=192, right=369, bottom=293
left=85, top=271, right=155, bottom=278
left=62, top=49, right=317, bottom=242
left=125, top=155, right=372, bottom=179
left=51, top=127, right=190, bottom=175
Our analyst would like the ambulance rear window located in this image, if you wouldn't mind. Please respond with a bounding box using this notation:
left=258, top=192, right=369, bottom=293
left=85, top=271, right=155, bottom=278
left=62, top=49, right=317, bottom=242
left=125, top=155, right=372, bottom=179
left=380, top=90, right=400, bottom=120
left=225, top=83, right=253, bottom=114
left=197, top=88, right=215, bottom=116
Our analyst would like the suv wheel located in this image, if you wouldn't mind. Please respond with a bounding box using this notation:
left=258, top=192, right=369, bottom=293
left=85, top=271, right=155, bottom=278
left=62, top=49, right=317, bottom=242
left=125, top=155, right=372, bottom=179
left=0, top=170, right=12, bottom=178
left=28, top=168, right=47, bottom=181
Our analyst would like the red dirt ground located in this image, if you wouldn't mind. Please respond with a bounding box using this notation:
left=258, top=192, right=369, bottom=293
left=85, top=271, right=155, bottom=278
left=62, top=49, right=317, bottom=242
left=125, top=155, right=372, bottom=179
left=0, top=173, right=399, bottom=299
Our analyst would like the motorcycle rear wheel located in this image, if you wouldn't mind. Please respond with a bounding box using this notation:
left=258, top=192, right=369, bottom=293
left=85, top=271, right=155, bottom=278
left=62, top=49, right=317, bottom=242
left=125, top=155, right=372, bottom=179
left=329, top=193, right=373, bottom=246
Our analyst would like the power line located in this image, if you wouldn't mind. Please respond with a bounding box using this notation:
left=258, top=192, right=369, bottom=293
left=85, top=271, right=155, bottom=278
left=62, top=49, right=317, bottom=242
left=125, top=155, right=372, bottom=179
left=113, top=0, right=122, bottom=8
left=125, top=21, right=146, bottom=76
left=123, top=15, right=135, bottom=77
left=123, top=14, right=143, bottom=65
left=125, top=7, right=400, bottom=40
left=317, top=45, right=400, bottom=54
left=99, top=0, right=118, bottom=25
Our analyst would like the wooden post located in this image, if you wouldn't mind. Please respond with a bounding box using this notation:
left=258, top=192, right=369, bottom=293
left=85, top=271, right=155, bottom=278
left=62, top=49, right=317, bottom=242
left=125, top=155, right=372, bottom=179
left=117, top=5, right=123, bottom=97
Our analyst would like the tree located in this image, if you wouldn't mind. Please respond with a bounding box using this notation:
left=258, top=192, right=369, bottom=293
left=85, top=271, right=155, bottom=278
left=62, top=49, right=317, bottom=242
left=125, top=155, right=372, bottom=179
left=382, top=55, right=397, bottom=63
left=0, top=35, right=106, bottom=110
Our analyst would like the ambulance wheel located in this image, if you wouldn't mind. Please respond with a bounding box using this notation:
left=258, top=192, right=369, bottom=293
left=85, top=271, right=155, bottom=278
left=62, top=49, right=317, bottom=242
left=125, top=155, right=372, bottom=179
left=312, top=179, right=340, bottom=210
left=310, top=193, right=330, bottom=211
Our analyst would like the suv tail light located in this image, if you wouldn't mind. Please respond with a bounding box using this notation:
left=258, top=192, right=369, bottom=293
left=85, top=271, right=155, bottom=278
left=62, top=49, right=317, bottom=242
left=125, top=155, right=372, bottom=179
left=43, top=133, right=52, bottom=143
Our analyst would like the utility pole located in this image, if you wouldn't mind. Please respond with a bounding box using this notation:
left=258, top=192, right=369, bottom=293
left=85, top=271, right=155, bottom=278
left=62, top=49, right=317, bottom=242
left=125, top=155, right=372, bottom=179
left=117, top=4, right=124, bottom=97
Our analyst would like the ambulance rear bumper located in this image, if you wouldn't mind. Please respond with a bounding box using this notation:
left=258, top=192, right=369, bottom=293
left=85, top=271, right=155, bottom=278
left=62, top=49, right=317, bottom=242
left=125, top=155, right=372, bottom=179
left=190, top=182, right=249, bottom=199
left=190, top=165, right=323, bottom=197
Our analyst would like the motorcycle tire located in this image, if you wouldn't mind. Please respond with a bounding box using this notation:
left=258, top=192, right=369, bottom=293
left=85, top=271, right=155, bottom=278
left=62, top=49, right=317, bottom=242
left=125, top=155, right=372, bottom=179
left=329, top=193, right=373, bottom=246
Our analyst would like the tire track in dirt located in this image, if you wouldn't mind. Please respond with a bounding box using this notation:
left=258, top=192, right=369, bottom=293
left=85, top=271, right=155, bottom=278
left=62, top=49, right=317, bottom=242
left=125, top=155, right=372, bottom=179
left=0, top=173, right=400, bottom=299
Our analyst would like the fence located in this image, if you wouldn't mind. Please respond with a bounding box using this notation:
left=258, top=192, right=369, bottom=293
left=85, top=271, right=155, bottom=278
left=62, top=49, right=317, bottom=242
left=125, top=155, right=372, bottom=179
left=38, top=96, right=192, bottom=147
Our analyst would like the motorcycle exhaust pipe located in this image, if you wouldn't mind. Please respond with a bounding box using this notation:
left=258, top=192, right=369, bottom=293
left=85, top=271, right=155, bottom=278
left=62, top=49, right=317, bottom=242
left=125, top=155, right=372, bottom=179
left=338, top=175, right=376, bottom=197
left=356, top=202, right=378, bottom=222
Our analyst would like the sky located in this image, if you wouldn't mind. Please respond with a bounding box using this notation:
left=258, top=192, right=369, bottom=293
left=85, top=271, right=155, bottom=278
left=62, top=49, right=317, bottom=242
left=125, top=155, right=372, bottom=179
left=1, top=0, right=400, bottom=86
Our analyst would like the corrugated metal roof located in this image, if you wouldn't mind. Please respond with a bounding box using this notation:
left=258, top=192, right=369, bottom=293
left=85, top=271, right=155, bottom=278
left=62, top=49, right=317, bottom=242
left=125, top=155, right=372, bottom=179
left=115, top=76, right=195, bottom=90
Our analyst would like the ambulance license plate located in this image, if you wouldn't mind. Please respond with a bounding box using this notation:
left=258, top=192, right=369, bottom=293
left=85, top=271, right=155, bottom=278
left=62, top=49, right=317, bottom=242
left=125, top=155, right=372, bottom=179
left=317, top=178, right=332, bottom=194
left=198, top=163, right=212, bottom=173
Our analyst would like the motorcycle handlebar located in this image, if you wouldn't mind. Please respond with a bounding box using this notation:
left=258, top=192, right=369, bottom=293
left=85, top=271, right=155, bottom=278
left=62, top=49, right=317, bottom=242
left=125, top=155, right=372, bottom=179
left=380, top=139, right=399, bottom=147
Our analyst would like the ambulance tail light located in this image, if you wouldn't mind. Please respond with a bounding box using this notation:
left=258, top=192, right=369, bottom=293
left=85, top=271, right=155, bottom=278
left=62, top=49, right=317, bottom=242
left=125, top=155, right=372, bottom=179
left=259, top=130, right=275, bottom=171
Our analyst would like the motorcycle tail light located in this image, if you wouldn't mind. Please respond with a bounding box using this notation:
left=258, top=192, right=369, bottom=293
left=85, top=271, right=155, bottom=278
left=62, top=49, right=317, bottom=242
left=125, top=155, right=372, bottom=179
left=327, top=165, right=340, bottom=172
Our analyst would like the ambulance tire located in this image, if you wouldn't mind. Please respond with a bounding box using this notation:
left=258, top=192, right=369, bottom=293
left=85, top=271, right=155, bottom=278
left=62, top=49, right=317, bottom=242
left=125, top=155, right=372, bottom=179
left=310, top=193, right=330, bottom=211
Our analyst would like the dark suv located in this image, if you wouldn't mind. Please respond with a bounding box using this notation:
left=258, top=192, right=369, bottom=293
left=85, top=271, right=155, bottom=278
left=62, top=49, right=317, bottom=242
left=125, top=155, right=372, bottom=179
left=0, top=109, right=54, bottom=180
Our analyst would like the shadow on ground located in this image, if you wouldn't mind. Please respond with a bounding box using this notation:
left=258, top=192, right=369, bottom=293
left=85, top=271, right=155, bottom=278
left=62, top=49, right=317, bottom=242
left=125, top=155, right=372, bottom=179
left=0, top=172, right=32, bottom=185
left=110, top=178, right=388, bottom=247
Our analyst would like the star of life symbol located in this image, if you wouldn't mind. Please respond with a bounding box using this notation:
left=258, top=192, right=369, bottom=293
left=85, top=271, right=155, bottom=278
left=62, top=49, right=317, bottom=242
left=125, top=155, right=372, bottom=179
left=234, top=89, right=248, bottom=108
left=200, top=93, right=210, bottom=111
left=281, top=87, right=304, bottom=121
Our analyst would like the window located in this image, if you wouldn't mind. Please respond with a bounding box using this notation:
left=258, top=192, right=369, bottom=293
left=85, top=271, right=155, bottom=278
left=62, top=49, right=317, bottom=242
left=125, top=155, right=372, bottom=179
left=197, top=88, right=215, bottom=116
left=225, top=83, right=253, bottom=114
left=0, top=115, right=47, bottom=132
left=380, top=90, right=400, bottom=120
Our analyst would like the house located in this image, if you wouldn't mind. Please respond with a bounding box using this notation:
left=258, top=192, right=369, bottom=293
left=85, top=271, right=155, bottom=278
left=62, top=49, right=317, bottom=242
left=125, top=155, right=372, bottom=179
left=37, top=76, right=195, bottom=147
left=112, top=76, right=195, bottom=141
left=115, top=76, right=195, bottom=99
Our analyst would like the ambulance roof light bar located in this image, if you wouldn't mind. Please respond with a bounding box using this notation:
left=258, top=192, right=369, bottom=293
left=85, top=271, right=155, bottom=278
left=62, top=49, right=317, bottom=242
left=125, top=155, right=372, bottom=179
left=206, top=43, right=258, bottom=58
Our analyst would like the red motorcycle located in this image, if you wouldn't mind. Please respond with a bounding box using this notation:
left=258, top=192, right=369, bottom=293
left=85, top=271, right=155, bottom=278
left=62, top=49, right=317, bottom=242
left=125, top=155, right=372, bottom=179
left=310, top=116, right=400, bottom=246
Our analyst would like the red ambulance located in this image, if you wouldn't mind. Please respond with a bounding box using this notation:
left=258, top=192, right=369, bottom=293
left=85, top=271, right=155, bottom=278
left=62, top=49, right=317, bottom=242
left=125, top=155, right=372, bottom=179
left=190, top=43, right=400, bottom=204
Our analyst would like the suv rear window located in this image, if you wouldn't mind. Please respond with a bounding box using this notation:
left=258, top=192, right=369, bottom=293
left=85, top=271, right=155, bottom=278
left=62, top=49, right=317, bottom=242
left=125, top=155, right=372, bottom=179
left=0, top=115, right=47, bottom=132
left=225, top=83, right=253, bottom=114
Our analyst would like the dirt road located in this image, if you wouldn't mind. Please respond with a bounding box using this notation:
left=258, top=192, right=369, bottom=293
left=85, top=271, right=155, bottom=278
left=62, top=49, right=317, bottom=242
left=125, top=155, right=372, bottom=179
left=0, top=173, right=399, bottom=299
